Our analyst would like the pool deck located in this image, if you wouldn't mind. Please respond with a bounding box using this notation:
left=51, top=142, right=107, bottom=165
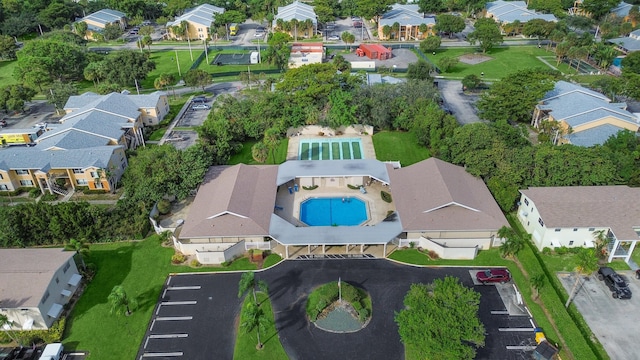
left=274, top=179, right=395, bottom=229
left=286, top=125, right=376, bottom=161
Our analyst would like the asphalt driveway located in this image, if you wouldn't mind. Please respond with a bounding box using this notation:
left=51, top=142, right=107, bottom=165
left=139, top=260, right=535, bottom=360
left=439, top=79, right=482, bottom=124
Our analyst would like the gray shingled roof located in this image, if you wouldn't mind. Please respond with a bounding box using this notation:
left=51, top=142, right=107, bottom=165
left=276, top=160, right=391, bottom=186
left=0, top=248, right=74, bottom=308
left=611, top=1, right=632, bottom=17
left=273, top=1, right=317, bottom=26
left=167, top=4, right=224, bottom=28
left=380, top=4, right=435, bottom=28
left=36, top=131, right=112, bottom=150
left=486, top=0, right=557, bottom=23
left=0, top=146, right=121, bottom=171
left=128, top=91, right=166, bottom=108
left=389, top=158, right=508, bottom=232
left=537, top=81, right=639, bottom=146
left=520, top=186, right=640, bottom=241
left=609, top=36, right=640, bottom=52
left=566, top=124, right=624, bottom=147
left=80, top=9, right=125, bottom=26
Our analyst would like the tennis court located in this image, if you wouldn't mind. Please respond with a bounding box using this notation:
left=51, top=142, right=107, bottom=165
left=211, top=53, right=252, bottom=65
left=299, top=138, right=364, bottom=160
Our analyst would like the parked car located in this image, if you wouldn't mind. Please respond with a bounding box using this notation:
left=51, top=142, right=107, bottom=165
left=598, top=267, right=632, bottom=299
left=255, top=32, right=265, bottom=37
left=327, top=35, right=340, bottom=41
left=192, top=104, right=211, bottom=110
left=476, top=269, right=511, bottom=284
left=192, top=96, right=207, bottom=103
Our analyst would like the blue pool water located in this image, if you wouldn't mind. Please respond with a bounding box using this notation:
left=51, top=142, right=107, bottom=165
left=613, top=57, right=623, bottom=67
left=300, top=197, right=367, bottom=226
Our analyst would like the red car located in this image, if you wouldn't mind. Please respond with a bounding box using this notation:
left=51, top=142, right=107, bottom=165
left=476, top=269, right=511, bottom=284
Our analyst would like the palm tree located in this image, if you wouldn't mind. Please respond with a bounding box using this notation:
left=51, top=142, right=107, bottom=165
left=382, top=25, right=392, bottom=40
left=240, top=302, right=270, bottom=350
left=497, top=226, right=525, bottom=259
left=592, top=230, right=610, bottom=262
left=290, top=19, right=299, bottom=41
left=0, top=314, right=19, bottom=344
left=108, top=285, right=137, bottom=316
left=181, top=21, right=194, bottom=61
left=65, top=238, right=89, bottom=271
left=530, top=273, right=545, bottom=300
left=303, top=19, right=314, bottom=37
left=565, top=248, right=598, bottom=308
left=238, top=271, right=268, bottom=305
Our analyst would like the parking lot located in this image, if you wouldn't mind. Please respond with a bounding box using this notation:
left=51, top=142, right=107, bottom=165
left=138, top=260, right=538, bottom=360
left=558, top=270, right=640, bottom=360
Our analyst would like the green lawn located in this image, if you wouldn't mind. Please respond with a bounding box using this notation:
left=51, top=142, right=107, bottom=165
left=0, top=60, right=18, bottom=86
left=372, top=131, right=431, bottom=166
left=141, top=50, right=199, bottom=89
left=234, top=292, right=288, bottom=360
left=425, top=46, right=578, bottom=80
left=228, top=139, right=289, bottom=165
left=147, top=128, right=166, bottom=141
left=62, top=235, right=259, bottom=359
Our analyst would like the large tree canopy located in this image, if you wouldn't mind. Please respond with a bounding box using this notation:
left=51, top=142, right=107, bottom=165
left=14, top=39, right=87, bottom=87
left=467, top=18, right=503, bottom=53
left=101, top=50, right=155, bottom=86
left=477, top=68, right=560, bottom=123
left=395, top=277, right=485, bottom=360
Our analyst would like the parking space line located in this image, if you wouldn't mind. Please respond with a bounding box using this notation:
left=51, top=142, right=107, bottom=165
left=150, top=319, right=156, bottom=332
left=142, top=352, right=183, bottom=357
left=167, top=286, right=201, bottom=290
left=491, top=310, right=509, bottom=315
left=161, top=301, right=197, bottom=305
left=498, top=328, right=535, bottom=332
left=529, top=319, right=536, bottom=328
left=156, top=316, right=193, bottom=321
left=155, top=304, right=162, bottom=315
left=506, top=346, right=536, bottom=350
left=149, top=334, right=188, bottom=339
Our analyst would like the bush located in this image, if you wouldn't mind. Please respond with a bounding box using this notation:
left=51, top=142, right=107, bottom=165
left=55, top=178, right=66, bottom=187
left=157, top=199, right=171, bottom=215
left=190, top=259, right=201, bottom=267
left=41, top=193, right=58, bottom=201
left=347, top=184, right=361, bottom=190
left=341, top=283, right=361, bottom=303
left=358, top=308, right=369, bottom=322
left=82, top=263, right=97, bottom=282
left=303, top=185, right=318, bottom=190
left=316, top=299, right=327, bottom=313
left=352, top=301, right=363, bottom=312
left=427, top=250, right=440, bottom=259
left=171, top=252, right=186, bottom=264
left=542, top=247, right=552, bottom=255
left=29, top=188, right=41, bottom=198
left=381, top=191, right=392, bottom=203
left=555, top=246, right=569, bottom=255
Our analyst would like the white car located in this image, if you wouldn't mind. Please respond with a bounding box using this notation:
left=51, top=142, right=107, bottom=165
left=255, top=32, right=265, bottom=37
left=192, top=104, right=211, bottom=110
left=327, top=35, right=340, bottom=41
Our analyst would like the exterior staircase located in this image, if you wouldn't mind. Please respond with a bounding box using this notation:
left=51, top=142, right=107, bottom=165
left=50, top=183, right=68, bottom=196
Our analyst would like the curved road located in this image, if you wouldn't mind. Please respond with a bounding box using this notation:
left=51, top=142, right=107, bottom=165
left=439, top=79, right=482, bottom=124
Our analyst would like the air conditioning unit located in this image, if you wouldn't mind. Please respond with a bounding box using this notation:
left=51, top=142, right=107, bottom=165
left=521, top=211, right=529, bottom=217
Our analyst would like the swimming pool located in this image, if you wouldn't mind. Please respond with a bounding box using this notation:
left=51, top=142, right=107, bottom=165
left=300, top=197, right=368, bottom=226
left=298, top=138, right=363, bottom=160
left=613, top=57, right=624, bottom=68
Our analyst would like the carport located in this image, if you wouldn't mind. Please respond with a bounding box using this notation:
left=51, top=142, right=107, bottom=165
left=268, top=212, right=402, bottom=258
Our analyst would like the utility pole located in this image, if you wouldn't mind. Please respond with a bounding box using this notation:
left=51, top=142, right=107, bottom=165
left=175, top=50, right=181, bottom=77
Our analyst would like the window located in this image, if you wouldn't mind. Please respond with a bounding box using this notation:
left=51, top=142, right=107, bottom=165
left=573, top=228, right=578, bottom=232
left=95, top=181, right=104, bottom=189
left=569, top=241, right=574, bottom=246
left=72, top=169, right=83, bottom=174
left=538, top=218, right=544, bottom=227
left=555, top=229, right=561, bottom=232
left=0, top=173, right=3, bottom=179
left=0, top=185, right=7, bottom=190
left=15, top=169, right=28, bottom=175
left=55, top=277, right=59, bottom=284
left=19, top=180, right=33, bottom=186
left=41, top=291, right=50, bottom=304
left=524, top=198, right=529, bottom=206
left=589, top=228, right=595, bottom=231
left=90, top=171, right=98, bottom=178
left=62, top=261, right=71, bottom=273
left=76, top=179, right=88, bottom=185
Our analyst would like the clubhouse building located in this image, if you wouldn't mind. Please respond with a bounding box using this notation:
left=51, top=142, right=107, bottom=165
left=174, top=158, right=508, bottom=264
